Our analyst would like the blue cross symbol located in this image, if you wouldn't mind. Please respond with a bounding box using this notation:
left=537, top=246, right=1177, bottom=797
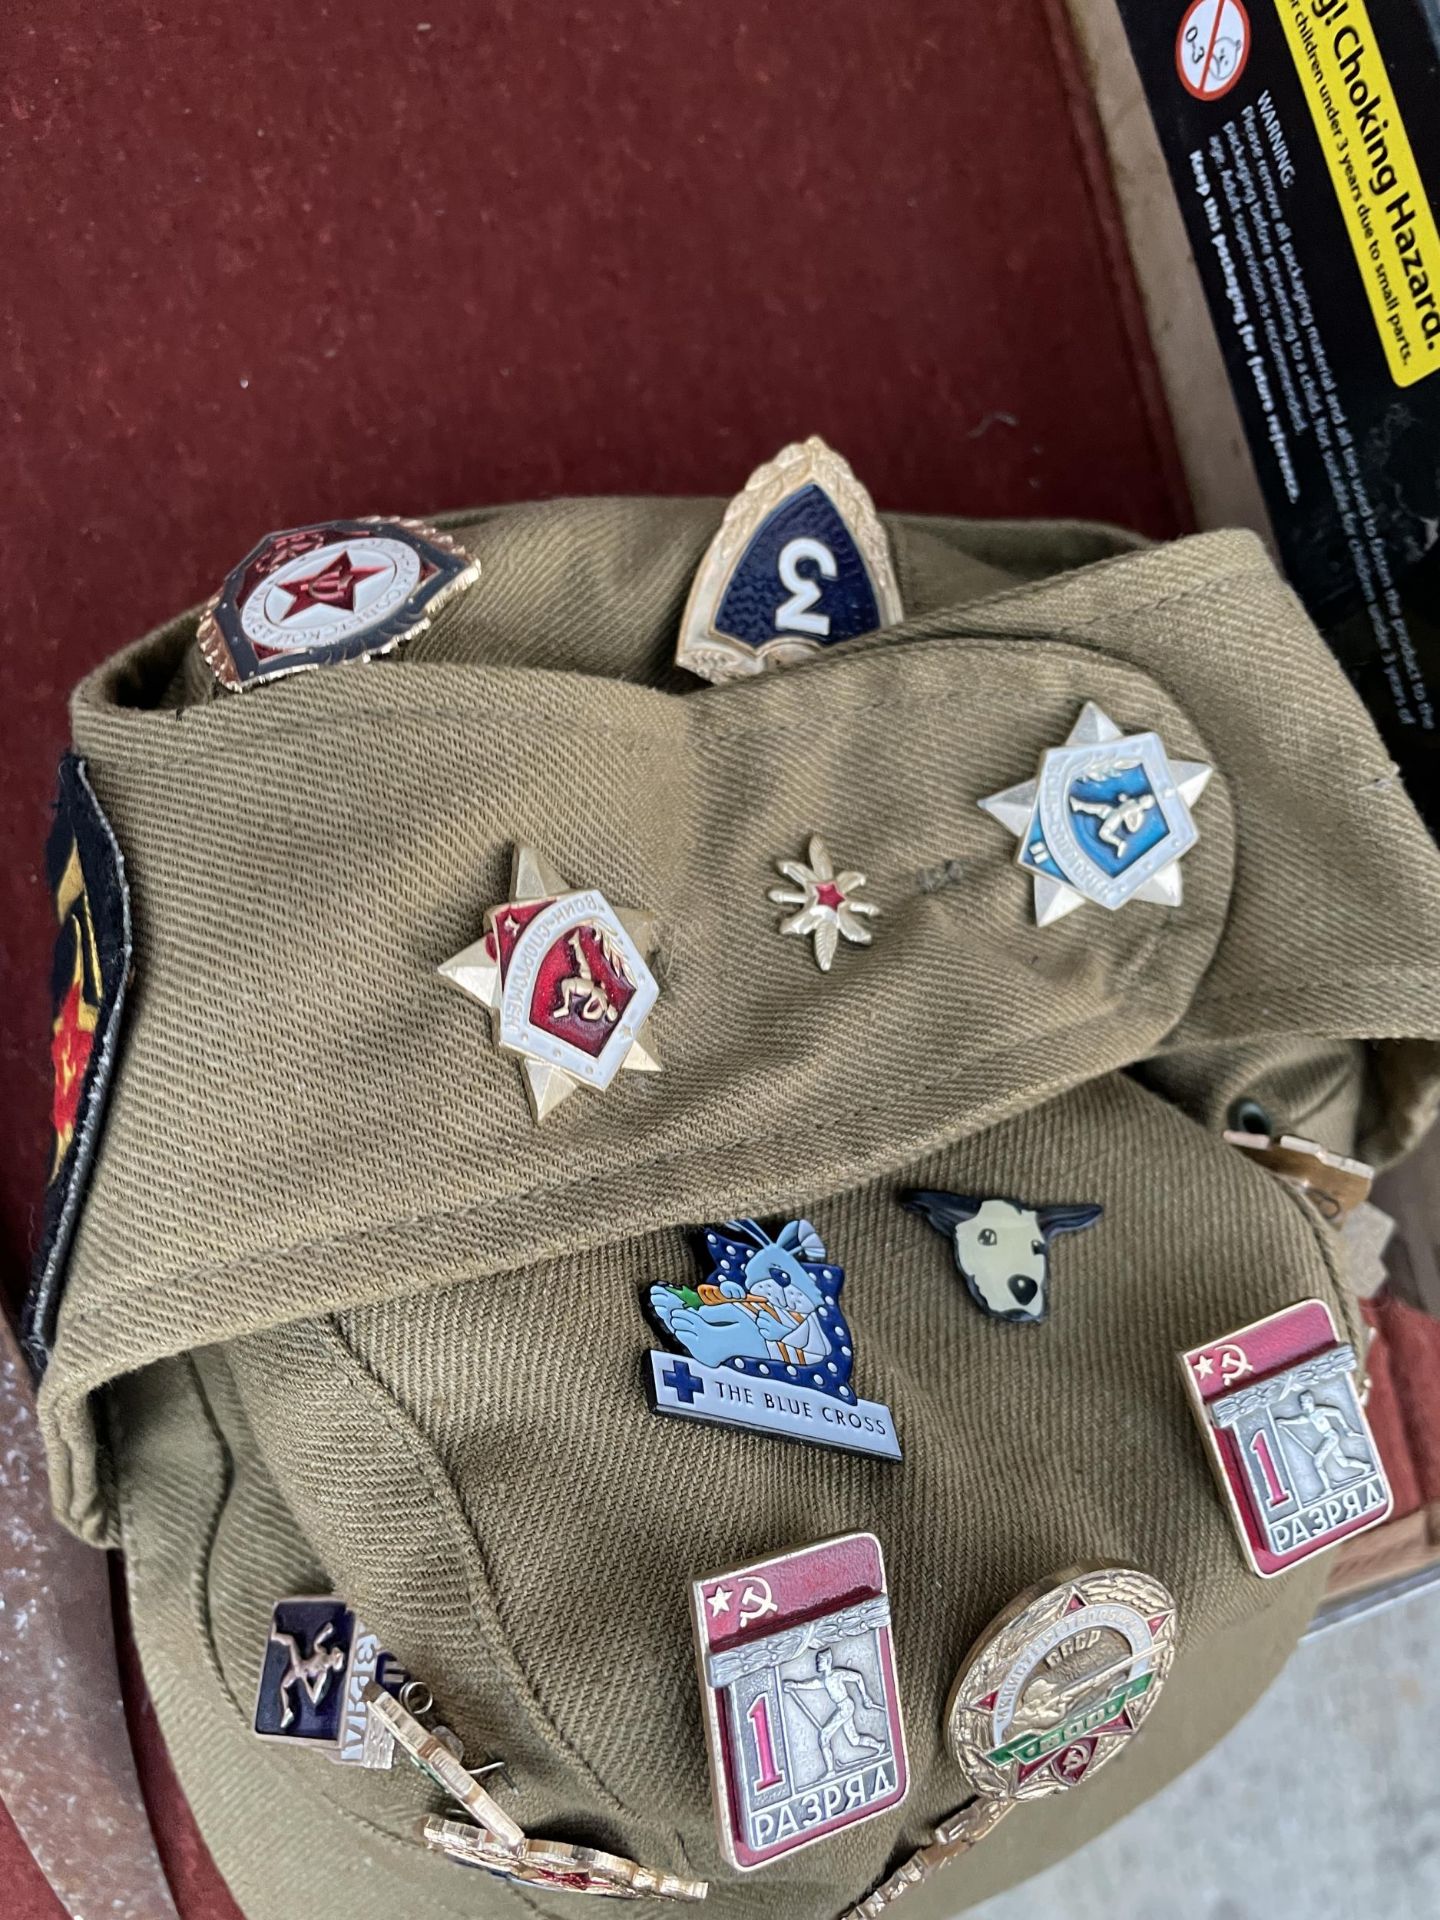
left=662, top=1360, right=705, bottom=1405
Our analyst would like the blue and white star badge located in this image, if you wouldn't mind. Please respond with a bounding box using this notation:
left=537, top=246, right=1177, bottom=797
left=644, top=1219, right=901, bottom=1459
left=675, top=437, right=903, bottom=682
left=979, top=702, right=1213, bottom=926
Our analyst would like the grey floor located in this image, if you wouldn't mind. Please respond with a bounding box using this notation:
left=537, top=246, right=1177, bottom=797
left=969, top=1585, right=1440, bottom=1920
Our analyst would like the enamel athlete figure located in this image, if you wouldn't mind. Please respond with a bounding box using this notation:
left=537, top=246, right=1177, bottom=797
left=784, top=1648, right=887, bottom=1775
left=252, top=1598, right=381, bottom=1751
left=1068, top=784, right=1157, bottom=856
left=1274, top=1389, right=1368, bottom=1491
left=553, top=926, right=630, bottom=1025
left=269, top=1620, right=346, bottom=1729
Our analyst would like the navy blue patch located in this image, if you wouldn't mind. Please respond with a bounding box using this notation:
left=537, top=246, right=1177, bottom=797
left=715, top=485, right=882, bottom=650
left=197, top=517, right=478, bottom=690
left=23, top=756, right=132, bottom=1379
left=253, top=1598, right=356, bottom=1743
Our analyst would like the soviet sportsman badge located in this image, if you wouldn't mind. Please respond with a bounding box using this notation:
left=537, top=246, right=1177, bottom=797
left=691, top=1533, right=908, bottom=1870
left=198, top=516, right=479, bottom=690
left=439, top=845, right=661, bottom=1123
left=944, top=1568, right=1176, bottom=1802
left=254, top=1597, right=411, bottom=1767
left=1180, top=1300, right=1392, bottom=1576
left=644, top=1219, right=901, bottom=1460
left=675, top=436, right=903, bottom=683
left=845, top=1568, right=1175, bottom=1916
left=903, top=1191, right=1102, bottom=1324
left=979, top=701, right=1212, bottom=925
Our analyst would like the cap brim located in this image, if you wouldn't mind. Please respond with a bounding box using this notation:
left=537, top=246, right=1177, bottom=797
left=115, top=1346, right=1328, bottom=1919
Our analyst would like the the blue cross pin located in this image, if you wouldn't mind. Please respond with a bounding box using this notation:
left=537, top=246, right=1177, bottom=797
left=662, top=1360, right=705, bottom=1405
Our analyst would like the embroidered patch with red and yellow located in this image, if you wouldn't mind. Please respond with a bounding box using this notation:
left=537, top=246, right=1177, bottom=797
left=23, top=755, right=132, bottom=1377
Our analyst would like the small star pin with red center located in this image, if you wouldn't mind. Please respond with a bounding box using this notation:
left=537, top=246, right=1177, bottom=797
left=768, top=834, right=879, bottom=972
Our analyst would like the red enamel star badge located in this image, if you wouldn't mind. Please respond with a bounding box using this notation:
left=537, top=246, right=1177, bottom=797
left=438, top=847, right=661, bottom=1123
left=276, top=549, right=386, bottom=618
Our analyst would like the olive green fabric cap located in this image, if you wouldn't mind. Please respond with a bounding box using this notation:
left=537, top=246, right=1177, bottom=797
left=38, top=500, right=1440, bottom=1920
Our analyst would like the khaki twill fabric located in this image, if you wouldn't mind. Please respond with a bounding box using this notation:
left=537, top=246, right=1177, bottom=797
left=38, top=501, right=1440, bottom=1920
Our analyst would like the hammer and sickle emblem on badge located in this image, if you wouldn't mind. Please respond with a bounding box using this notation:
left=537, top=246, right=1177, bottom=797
left=738, top=1580, right=778, bottom=1627
left=1217, top=1344, right=1254, bottom=1383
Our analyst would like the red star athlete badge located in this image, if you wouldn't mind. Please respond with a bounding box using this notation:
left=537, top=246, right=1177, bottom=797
left=438, top=847, right=661, bottom=1123
left=1181, top=1300, right=1392, bottom=1576
left=198, top=517, right=478, bottom=689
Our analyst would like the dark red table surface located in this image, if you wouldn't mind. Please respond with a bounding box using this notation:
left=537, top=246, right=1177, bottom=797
left=1, top=2, right=1191, bottom=1912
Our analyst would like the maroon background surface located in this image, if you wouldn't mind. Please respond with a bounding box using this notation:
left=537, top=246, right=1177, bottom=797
left=0, top=0, right=1189, bottom=1282
left=1, top=2, right=1194, bottom=1913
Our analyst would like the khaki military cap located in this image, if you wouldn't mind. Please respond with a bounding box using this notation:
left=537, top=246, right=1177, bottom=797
left=32, top=495, right=1440, bottom=1919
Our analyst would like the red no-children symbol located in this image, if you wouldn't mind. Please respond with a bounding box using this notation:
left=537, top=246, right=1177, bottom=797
left=1177, top=0, right=1251, bottom=101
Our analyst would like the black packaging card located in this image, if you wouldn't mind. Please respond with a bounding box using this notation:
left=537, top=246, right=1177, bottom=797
left=1116, top=0, right=1440, bottom=831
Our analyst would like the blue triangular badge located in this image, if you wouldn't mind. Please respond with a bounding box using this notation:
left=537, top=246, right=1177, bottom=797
left=676, top=437, right=903, bottom=682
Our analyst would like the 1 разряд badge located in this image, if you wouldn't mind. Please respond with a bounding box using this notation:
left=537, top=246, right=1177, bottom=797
left=691, top=1532, right=909, bottom=1870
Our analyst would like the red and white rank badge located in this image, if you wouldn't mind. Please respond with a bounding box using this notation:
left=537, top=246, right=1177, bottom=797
left=690, top=1532, right=908, bottom=1871
left=439, top=845, right=661, bottom=1124
left=1180, top=1299, right=1392, bottom=1577
left=198, top=518, right=478, bottom=690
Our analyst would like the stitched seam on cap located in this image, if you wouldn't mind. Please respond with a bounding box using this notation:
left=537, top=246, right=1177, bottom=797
left=1168, top=967, right=1440, bottom=1021
left=319, top=1313, right=660, bottom=1831
left=58, top=987, right=1209, bottom=1334
left=906, top=555, right=1278, bottom=638
left=76, top=631, right=1234, bottom=757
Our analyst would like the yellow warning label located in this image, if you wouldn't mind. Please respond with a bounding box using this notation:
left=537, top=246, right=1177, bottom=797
left=1274, top=0, right=1440, bottom=386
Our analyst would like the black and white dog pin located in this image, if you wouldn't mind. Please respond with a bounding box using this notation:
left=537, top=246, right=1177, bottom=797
left=902, top=1192, right=1102, bottom=1324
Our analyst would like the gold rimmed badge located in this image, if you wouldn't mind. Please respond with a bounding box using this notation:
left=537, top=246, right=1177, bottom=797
left=844, top=1568, right=1176, bottom=1917
left=438, top=846, right=661, bottom=1123
left=676, top=437, right=902, bottom=683
left=198, top=517, right=478, bottom=690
